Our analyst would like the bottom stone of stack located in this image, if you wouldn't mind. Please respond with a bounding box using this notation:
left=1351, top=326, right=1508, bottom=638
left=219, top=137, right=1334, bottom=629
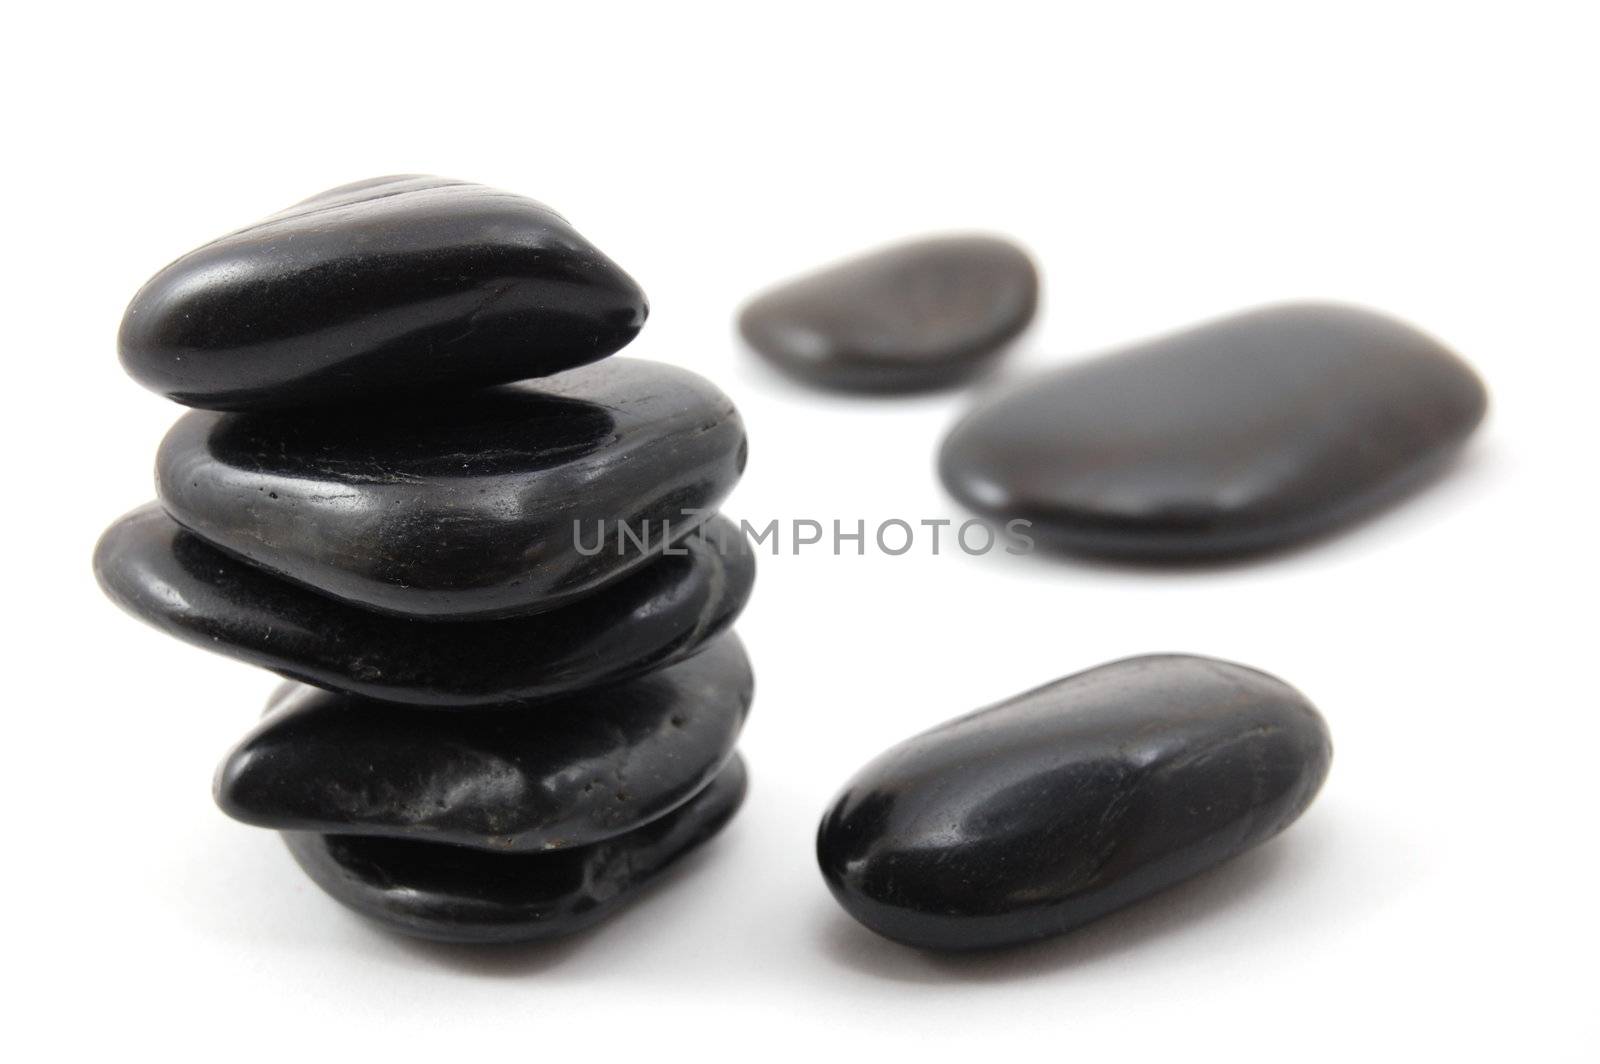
left=283, top=754, right=748, bottom=944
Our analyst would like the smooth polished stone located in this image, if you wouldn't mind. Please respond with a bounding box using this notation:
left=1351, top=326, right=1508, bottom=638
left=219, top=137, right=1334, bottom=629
left=284, top=754, right=747, bottom=944
left=119, top=175, right=647, bottom=410
left=817, top=655, right=1331, bottom=951
left=940, top=303, right=1488, bottom=559
left=93, top=504, right=754, bottom=706
left=157, top=358, right=746, bottom=619
left=218, top=634, right=752, bottom=850
left=739, top=235, right=1038, bottom=392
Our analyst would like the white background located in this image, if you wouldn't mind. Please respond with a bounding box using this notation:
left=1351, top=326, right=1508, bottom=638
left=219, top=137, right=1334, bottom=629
left=7, top=2, right=1596, bottom=1059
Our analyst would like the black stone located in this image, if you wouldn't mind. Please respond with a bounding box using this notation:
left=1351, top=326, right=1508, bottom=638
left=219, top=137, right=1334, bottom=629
left=739, top=235, right=1038, bottom=392
left=285, top=754, right=747, bottom=944
left=157, top=358, right=747, bottom=620
left=817, top=655, right=1331, bottom=952
left=93, top=504, right=754, bottom=706
left=119, top=175, right=647, bottom=411
left=217, top=634, right=752, bottom=850
left=940, top=303, right=1487, bottom=559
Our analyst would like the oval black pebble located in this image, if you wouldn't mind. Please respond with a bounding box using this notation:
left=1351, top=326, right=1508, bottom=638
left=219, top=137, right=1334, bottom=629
left=285, top=754, right=747, bottom=944
left=217, top=633, right=753, bottom=850
left=119, top=175, right=648, bottom=411
left=739, top=235, right=1038, bottom=392
left=940, top=303, right=1487, bottom=559
left=817, top=655, right=1331, bottom=951
left=157, top=358, right=747, bottom=619
left=93, top=504, right=755, bottom=706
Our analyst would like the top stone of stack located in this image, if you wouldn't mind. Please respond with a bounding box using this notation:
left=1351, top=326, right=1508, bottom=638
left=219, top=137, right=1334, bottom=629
left=118, top=175, right=648, bottom=410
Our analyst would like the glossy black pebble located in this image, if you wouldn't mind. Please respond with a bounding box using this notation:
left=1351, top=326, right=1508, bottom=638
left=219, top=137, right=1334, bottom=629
left=218, top=633, right=752, bottom=850
left=817, top=655, right=1331, bottom=951
left=158, top=358, right=746, bottom=619
left=739, top=235, right=1038, bottom=392
left=93, top=504, right=754, bottom=706
left=285, top=754, right=747, bottom=944
left=940, top=303, right=1488, bottom=559
left=119, top=175, right=647, bottom=411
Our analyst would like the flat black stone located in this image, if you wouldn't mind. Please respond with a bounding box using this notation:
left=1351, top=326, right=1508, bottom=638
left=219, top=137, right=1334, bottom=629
left=284, top=754, right=747, bottom=944
left=157, top=358, right=747, bottom=619
left=119, top=175, right=647, bottom=411
left=217, top=633, right=752, bottom=850
left=940, top=303, right=1488, bottom=559
left=93, top=504, right=754, bottom=706
left=817, top=655, right=1331, bottom=951
left=739, top=235, right=1037, bottom=392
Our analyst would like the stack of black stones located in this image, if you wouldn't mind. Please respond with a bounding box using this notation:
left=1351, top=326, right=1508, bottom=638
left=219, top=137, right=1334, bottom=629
left=93, top=176, right=756, bottom=944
